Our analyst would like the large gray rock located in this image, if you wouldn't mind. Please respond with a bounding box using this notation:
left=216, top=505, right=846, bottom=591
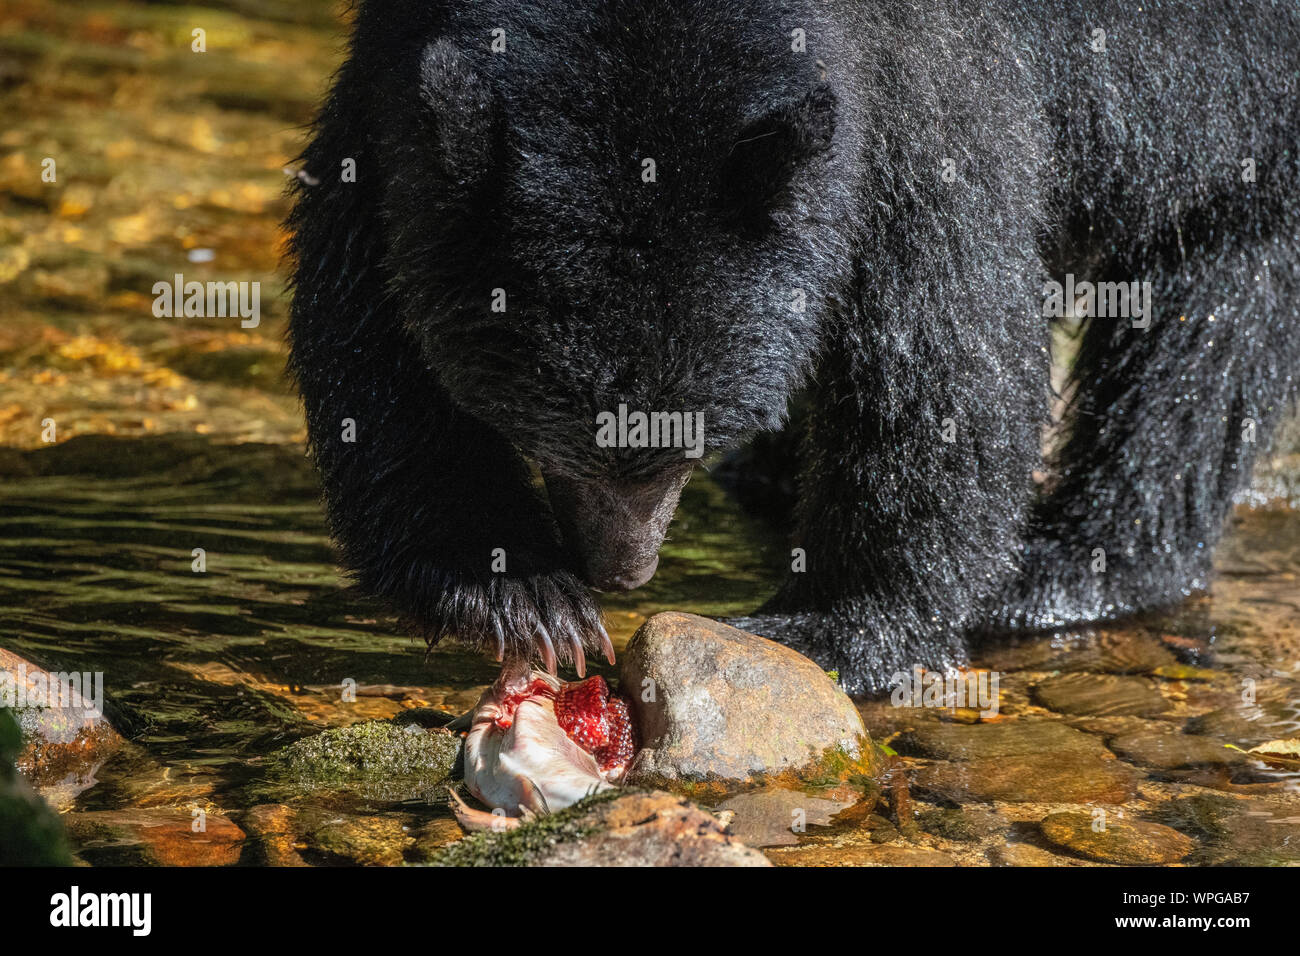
left=619, top=613, right=877, bottom=787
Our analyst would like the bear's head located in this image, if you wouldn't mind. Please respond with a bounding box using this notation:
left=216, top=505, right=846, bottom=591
left=376, top=0, right=862, bottom=590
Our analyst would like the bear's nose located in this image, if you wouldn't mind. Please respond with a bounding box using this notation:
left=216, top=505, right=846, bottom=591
left=543, top=467, right=686, bottom=595
left=591, top=554, right=659, bottom=592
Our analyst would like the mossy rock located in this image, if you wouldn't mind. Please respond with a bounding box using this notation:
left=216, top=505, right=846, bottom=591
left=428, top=788, right=769, bottom=867
left=430, top=789, right=626, bottom=867
left=266, top=721, right=460, bottom=802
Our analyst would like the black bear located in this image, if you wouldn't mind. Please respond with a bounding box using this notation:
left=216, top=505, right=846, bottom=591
left=288, top=0, right=1300, bottom=695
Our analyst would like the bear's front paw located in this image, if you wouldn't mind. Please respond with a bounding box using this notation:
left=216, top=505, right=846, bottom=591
left=415, top=569, right=612, bottom=677
left=722, top=610, right=968, bottom=698
left=983, top=537, right=1205, bottom=634
left=723, top=612, right=827, bottom=661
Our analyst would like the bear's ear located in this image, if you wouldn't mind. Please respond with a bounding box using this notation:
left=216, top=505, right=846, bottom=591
left=716, top=82, right=837, bottom=226
left=416, top=39, right=499, bottom=189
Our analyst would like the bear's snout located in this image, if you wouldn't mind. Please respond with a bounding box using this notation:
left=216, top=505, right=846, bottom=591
left=543, top=469, right=689, bottom=592
left=591, top=553, right=659, bottom=592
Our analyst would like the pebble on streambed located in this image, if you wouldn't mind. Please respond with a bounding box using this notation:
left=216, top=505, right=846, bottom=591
left=897, top=719, right=1143, bottom=805
left=1038, top=811, right=1195, bottom=865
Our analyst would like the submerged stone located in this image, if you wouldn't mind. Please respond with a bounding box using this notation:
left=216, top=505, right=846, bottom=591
left=768, top=843, right=956, bottom=867
left=1039, top=811, right=1195, bottom=865
left=1107, top=732, right=1243, bottom=769
left=408, top=817, right=466, bottom=861
left=63, top=808, right=245, bottom=866
left=899, top=714, right=1141, bottom=804
left=894, top=719, right=1107, bottom=760
left=298, top=811, right=412, bottom=867
left=910, top=753, right=1140, bottom=805
left=975, top=628, right=1176, bottom=675
left=1184, top=703, right=1290, bottom=748
left=1032, top=673, right=1172, bottom=717
left=989, top=842, right=1075, bottom=867
left=1152, top=794, right=1300, bottom=865
left=916, top=806, right=1008, bottom=842
left=241, top=804, right=308, bottom=867
left=715, top=787, right=857, bottom=848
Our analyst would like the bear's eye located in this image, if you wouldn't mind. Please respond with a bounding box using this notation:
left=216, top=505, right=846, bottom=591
left=715, top=84, right=837, bottom=231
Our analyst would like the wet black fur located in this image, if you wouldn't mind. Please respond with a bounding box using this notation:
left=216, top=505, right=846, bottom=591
left=289, top=0, right=1300, bottom=695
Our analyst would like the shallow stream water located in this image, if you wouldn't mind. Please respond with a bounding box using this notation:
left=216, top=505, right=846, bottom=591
left=2, top=435, right=1298, bottom=866
left=1, top=0, right=1297, bottom=866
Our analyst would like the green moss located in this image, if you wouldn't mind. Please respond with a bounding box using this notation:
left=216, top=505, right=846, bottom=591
left=0, top=794, right=75, bottom=866
left=632, top=735, right=885, bottom=806
left=631, top=738, right=886, bottom=815
left=795, top=737, right=884, bottom=788
left=427, top=788, right=631, bottom=867
left=267, top=721, right=460, bottom=799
